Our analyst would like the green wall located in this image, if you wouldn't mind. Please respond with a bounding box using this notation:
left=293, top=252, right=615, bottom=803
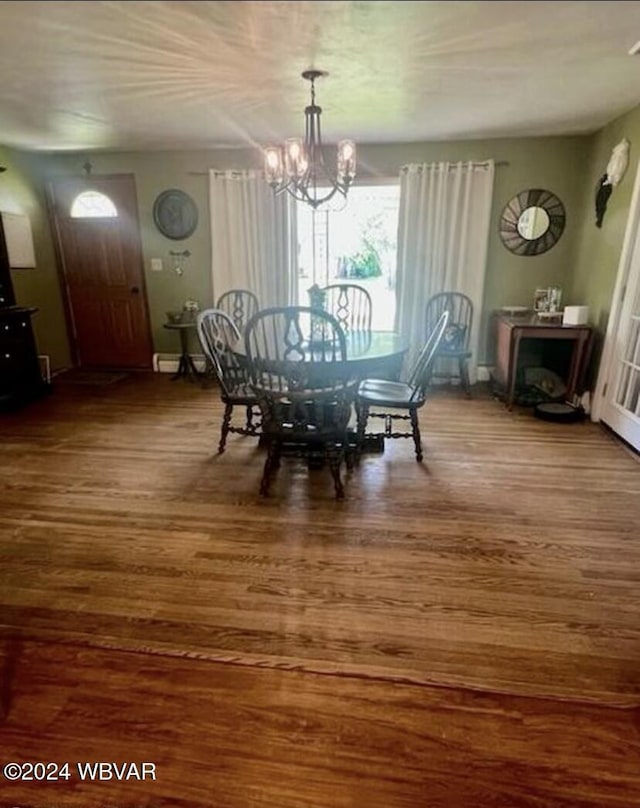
left=571, top=103, right=640, bottom=335
left=1, top=132, right=596, bottom=368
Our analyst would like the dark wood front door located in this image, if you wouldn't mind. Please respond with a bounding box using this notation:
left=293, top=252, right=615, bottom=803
left=49, top=174, right=152, bottom=369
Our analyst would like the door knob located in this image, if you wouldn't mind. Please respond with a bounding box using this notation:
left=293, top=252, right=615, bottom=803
left=131, top=286, right=140, bottom=294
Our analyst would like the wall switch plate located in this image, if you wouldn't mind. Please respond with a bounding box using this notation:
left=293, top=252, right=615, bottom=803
left=150, top=258, right=163, bottom=271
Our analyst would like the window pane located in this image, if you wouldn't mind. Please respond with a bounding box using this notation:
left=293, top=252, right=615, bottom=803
left=297, top=185, right=400, bottom=331
left=70, top=191, right=118, bottom=218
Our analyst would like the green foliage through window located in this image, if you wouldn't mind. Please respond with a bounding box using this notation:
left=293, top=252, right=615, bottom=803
left=341, top=238, right=382, bottom=279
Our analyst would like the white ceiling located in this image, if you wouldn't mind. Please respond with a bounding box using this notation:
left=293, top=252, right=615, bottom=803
left=1, top=0, right=639, bottom=153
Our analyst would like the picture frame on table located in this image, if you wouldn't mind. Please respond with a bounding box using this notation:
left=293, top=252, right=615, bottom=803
left=533, top=288, right=549, bottom=312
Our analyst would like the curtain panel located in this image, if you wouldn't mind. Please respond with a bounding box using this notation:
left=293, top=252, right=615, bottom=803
left=209, top=170, right=297, bottom=309
left=394, top=160, right=495, bottom=382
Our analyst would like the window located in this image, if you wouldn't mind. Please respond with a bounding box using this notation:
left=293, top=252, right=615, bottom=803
left=297, top=184, right=400, bottom=330
left=70, top=190, right=118, bottom=218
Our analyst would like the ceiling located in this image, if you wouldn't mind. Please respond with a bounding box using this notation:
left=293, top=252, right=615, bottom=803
left=1, top=0, right=639, bottom=153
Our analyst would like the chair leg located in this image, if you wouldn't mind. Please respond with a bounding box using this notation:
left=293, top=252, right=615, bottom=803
left=260, top=440, right=279, bottom=496
left=327, top=447, right=345, bottom=500
left=355, top=401, right=369, bottom=464
left=459, top=357, right=471, bottom=399
left=410, top=408, right=423, bottom=462
left=272, top=440, right=282, bottom=469
left=345, top=434, right=355, bottom=471
left=219, top=403, right=233, bottom=454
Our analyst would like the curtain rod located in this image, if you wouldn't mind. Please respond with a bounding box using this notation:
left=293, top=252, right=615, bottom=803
left=188, top=169, right=259, bottom=177
left=400, top=160, right=508, bottom=174
left=188, top=160, right=509, bottom=177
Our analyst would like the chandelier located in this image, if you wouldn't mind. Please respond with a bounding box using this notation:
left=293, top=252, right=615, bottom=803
left=263, top=70, right=356, bottom=209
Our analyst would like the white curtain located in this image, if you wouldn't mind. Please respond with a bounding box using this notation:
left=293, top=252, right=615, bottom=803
left=209, top=170, right=297, bottom=309
left=394, top=160, right=495, bottom=382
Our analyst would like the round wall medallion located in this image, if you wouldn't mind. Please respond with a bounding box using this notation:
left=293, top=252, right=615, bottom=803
left=152, top=189, right=198, bottom=240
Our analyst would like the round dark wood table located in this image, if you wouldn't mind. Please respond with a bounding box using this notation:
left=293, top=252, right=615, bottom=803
left=236, top=330, right=409, bottom=455
left=235, top=330, right=408, bottom=384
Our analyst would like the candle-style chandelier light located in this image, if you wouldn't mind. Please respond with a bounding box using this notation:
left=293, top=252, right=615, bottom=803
left=263, top=70, right=356, bottom=210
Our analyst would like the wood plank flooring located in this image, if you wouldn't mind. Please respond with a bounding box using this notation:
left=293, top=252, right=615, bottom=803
left=1, top=639, right=639, bottom=808
left=1, top=373, right=639, bottom=806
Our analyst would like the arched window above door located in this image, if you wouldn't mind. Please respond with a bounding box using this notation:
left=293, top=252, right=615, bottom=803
left=70, top=190, right=118, bottom=218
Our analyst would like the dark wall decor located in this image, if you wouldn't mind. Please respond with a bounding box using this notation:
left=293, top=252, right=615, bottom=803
left=499, top=188, right=566, bottom=256
left=152, top=189, right=198, bottom=240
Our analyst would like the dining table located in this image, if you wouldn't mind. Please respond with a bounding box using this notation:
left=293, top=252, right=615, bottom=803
left=333, top=329, right=408, bottom=381
left=234, top=329, right=408, bottom=385
left=235, top=329, right=409, bottom=454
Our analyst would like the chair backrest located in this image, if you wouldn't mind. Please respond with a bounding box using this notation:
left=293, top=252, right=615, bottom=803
left=318, top=283, right=372, bottom=333
left=244, top=306, right=348, bottom=397
left=425, top=292, right=473, bottom=352
left=408, top=310, right=450, bottom=400
left=196, top=308, right=246, bottom=396
left=216, top=289, right=260, bottom=333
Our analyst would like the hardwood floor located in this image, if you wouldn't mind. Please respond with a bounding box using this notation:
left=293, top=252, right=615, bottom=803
left=1, top=373, right=639, bottom=806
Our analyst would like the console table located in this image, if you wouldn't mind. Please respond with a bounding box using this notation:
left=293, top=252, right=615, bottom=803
left=492, top=313, right=593, bottom=409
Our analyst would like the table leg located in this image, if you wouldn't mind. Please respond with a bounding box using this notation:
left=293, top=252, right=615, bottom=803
left=183, top=352, right=201, bottom=382
left=171, top=329, right=201, bottom=382
left=566, top=332, right=590, bottom=401
left=171, top=354, right=185, bottom=380
left=506, top=332, right=521, bottom=410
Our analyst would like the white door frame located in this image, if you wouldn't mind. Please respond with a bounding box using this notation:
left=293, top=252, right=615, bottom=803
left=592, top=160, right=640, bottom=423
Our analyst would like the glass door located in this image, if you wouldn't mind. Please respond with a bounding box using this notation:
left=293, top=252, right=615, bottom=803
left=296, top=184, right=400, bottom=331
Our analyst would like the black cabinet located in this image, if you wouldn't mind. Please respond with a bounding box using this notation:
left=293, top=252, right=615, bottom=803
left=0, top=305, right=48, bottom=411
left=0, top=274, right=15, bottom=307
left=0, top=216, right=48, bottom=411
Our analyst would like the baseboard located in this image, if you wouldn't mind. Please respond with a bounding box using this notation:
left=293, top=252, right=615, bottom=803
left=433, top=365, right=492, bottom=385
left=153, top=353, right=207, bottom=373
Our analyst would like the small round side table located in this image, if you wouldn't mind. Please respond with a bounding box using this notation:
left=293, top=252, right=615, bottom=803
left=163, top=320, right=201, bottom=381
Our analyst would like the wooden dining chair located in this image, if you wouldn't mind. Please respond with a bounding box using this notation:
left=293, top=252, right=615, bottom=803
left=244, top=306, right=355, bottom=499
left=425, top=291, right=473, bottom=397
left=215, top=289, right=260, bottom=333
left=318, top=283, right=372, bottom=333
left=196, top=308, right=261, bottom=454
left=355, top=310, right=449, bottom=462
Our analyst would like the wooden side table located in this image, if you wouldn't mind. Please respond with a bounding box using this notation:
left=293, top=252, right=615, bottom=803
left=492, top=313, right=593, bottom=409
left=163, top=321, right=201, bottom=381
